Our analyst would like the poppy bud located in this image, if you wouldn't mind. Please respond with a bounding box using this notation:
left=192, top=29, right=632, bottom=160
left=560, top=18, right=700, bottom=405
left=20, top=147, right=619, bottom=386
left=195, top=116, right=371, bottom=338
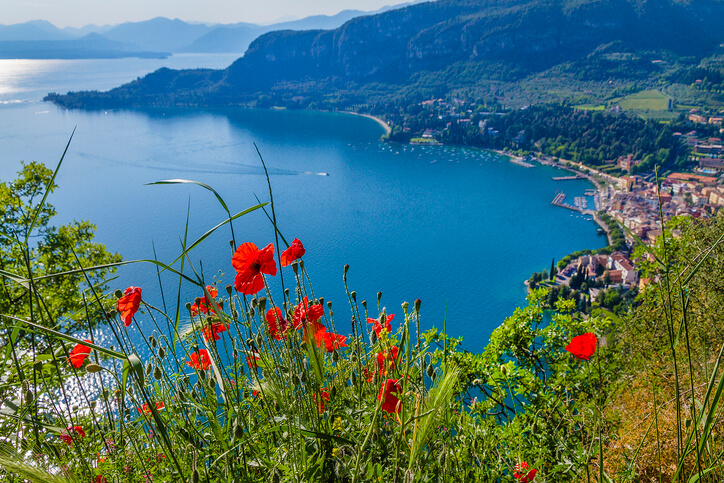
left=86, top=363, right=102, bottom=374
left=426, top=364, right=435, bottom=378
left=246, top=338, right=254, bottom=348
left=102, top=389, right=110, bottom=399
left=249, top=307, right=255, bottom=317
left=291, top=261, right=299, bottom=274
left=233, top=348, right=239, bottom=360
left=414, top=299, right=422, bottom=312
left=158, top=347, right=167, bottom=360
left=284, top=288, right=290, bottom=297
left=127, top=386, right=133, bottom=396
left=258, top=297, right=266, bottom=313
left=225, top=284, right=233, bottom=296
left=90, top=400, right=97, bottom=409
left=185, top=302, right=192, bottom=312
left=351, top=291, right=356, bottom=301
left=72, top=405, right=78, bottom=412
left=344, top=264, right=350, bottom=274
left=255, top=333, right=264, bottom=347
left=377, top=291, right=382, bottom=302
left=370, top=330, right=378, bottom=345
left=145, top=362, right=153, bottom=375
left=234, top=422, right=244, bottom=440
left=149, top=335, right=157, bottom=348
left=33, top=360, right=43, bottom=372
left=199, top=369, right=206, bottom=381
left=153, top=366, right=163, bottom=381
left=114, top=289, right=123, bottom=299
left=500, top=365, right=508, bottom=376
left=218, top=301, right=224, bottom=310
left=332, top=350, right=339, bottom=363
left=24, top=389, right=33, bottom=404
left=327, top=301, right=332, bottom=309
left=192, top=469, right=200, bottom=483
left=362, top=300, right=367, bottom=310
left=351, top=372, right=357, bottom=385
left=250, top=297, right=257, bottom=308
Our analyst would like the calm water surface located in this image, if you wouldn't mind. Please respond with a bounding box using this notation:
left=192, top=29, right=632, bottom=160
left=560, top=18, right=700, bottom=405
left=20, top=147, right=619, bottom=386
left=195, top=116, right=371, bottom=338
left=0, top=57, right=605, bottom=354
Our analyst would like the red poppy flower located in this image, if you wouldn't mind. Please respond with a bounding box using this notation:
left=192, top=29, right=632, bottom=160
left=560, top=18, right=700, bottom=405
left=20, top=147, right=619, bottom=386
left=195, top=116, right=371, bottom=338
left=202, top=322, right=229, bottom=342
left=232, top=242, right=277, bottom=295
left=323, top=332, right=347, bottom=352
left=246, top=351, right=261, bottom=370
left=94, top=476, right=108, bottom=483
left=67, top=340, right=92, bottom=368
left=186, top=349, right=212, bottom=370
left=377, top=346, right=400, bottom=375
left=378, top=378, right=402, bottom=414
left=293, top=296, right=325, bottom=329
left=190, top=285, right=219, bottom=316
left=280, top=238, right=306, bottom=267
left=118, top=286, right=142, bottom=327
left=315, top=388, right=331, bottom=413
left=303, top=319, right=328, bottom=348
left=514, top=462, right=537, bottom=482
left=59, top=425, right=85, bottom=445
left=367, top=313, right=395, bottom=337
left=265, top=307, right=289, bottom=340
left=565, top=332, right=597, bottom=360
left=138, top=401, right=165, bottom=415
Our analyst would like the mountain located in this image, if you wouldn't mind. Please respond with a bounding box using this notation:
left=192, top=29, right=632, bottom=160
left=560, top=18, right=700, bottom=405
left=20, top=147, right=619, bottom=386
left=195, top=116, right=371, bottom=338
left=180, top=8, right=394, bottom=53
left=0, top=20, right=73, bottom=41
left=0, top=33, right=169, bottom=59
left=62, top=24, right=115, bottom=37
left=46, top=0, right=724, bottom=109
left=100, top=17, right=213, bottom=52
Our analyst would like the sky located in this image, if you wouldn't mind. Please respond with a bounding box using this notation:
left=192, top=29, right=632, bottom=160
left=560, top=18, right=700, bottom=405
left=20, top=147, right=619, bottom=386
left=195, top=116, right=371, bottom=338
left=3, top=0, right=413, bottom=28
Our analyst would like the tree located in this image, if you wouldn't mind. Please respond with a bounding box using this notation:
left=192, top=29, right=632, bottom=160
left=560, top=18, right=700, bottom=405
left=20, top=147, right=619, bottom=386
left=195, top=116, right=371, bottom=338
left=550, top=257, right=556, bottom=280
left=0, top=162, right=122, bottom=335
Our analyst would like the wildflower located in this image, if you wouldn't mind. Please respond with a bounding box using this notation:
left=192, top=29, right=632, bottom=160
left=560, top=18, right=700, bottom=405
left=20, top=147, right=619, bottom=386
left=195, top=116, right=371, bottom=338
left=367, top=313, right=395, bottom=337
left=59, top=425, right=85, bottom=445
left=323, top=332, right=347, bottom=352
left=190, top=285, right=219, bottom=315
left=118, top=286, right=142, bottom=327
left=565, top=332, right=597, bottom=360
left=377, top=346, right=400, bottom=375
left=378, top=378, right=402, bottom=414
left=280, top=238, right=306, bottom=267
left=292, top=296, right=324, bottom=329
left=315, top=388, right=331, bottom=413
left=138, top=401, right=165, bottom=415
left=68, top=340, right=92, bottom=368
left=202, top=321, right=229, bottom=342
left=186, top=349, right=212, bottom=370
left=94, top=476, right=108, bottom=483
left=265, top=307, right=289, bottom=340
left=232, top=242, right=276, bottom=295
left=514, top=462, right=537, bottom=482
left=246, top=351, right=261, bottom=370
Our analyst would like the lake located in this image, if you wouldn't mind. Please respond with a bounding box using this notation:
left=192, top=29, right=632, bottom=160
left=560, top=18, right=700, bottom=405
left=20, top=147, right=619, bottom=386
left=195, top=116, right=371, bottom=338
left=0, top=55, right=605, bottom=354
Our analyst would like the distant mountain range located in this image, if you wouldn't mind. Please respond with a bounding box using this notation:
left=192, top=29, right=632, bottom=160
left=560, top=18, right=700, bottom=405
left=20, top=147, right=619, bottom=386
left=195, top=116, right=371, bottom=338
left=0, top=4, right=418, bottom=59
left=46, top=0, right=724, bottom=110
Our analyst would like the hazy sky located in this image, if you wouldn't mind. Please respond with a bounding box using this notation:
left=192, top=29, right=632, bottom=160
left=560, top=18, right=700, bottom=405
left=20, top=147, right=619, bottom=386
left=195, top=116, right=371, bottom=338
left=3, top=0, right=412, bottom=28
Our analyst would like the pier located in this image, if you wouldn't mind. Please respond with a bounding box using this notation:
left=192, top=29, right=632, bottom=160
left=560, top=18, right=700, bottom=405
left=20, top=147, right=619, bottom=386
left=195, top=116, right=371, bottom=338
left=552, top=175, right=586, bottom=181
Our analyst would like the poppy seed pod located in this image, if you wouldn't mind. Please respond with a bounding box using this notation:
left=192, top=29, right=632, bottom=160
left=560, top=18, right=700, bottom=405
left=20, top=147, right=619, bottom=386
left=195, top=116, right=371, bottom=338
left=327, top=301, right=332, bottom=309
left=318, top=297, right=324, bottom=306
left=284, top=288, right=289, bottom=297
left=258, top=297, right=267, bottom=313
left=299, top=260, right=304, bottom=270
left=351, top=291, right=356, bottom=300
left=291, top=260, right=299, bottom=274
left=185, top=302, right=192, bottom=312
left=225, top=284, right=233, bottom=296
left=414, top=299, right=422, bottom=312
left=377, top=291, right=382, bottom=302
left=362, top=300, right=367, bottom=310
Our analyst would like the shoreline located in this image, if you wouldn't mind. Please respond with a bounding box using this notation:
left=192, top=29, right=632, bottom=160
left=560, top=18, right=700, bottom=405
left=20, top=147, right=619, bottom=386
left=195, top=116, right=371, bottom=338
left=343, top=111, right=392, bottom=135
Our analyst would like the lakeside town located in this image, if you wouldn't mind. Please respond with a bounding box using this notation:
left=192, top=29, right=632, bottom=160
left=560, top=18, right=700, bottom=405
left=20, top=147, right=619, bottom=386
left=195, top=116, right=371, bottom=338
left=383, top=98, right=724, bottom=317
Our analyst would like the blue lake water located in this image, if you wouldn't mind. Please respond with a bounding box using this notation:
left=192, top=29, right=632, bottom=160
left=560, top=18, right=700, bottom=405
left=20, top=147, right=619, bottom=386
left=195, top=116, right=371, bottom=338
left=0, top=56, right=606, bottom=354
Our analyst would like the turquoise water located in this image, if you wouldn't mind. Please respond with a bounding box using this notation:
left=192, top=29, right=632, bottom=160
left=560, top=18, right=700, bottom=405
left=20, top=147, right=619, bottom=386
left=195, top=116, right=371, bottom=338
left=0, top=58, right=606, bottom=353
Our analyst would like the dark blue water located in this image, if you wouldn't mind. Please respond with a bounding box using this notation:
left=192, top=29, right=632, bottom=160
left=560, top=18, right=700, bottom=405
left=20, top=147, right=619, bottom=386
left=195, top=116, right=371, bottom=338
left=0, top=58, right=606, bottom=353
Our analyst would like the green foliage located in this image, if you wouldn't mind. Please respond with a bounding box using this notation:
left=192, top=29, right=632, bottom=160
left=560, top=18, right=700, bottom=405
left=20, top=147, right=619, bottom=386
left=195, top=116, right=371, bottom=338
left=0, top=162, right=121, bottom=334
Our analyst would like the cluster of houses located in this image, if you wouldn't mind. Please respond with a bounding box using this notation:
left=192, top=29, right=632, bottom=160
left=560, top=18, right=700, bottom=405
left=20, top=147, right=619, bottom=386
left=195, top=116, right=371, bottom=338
left=558, top=251, right=641, bottom=302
